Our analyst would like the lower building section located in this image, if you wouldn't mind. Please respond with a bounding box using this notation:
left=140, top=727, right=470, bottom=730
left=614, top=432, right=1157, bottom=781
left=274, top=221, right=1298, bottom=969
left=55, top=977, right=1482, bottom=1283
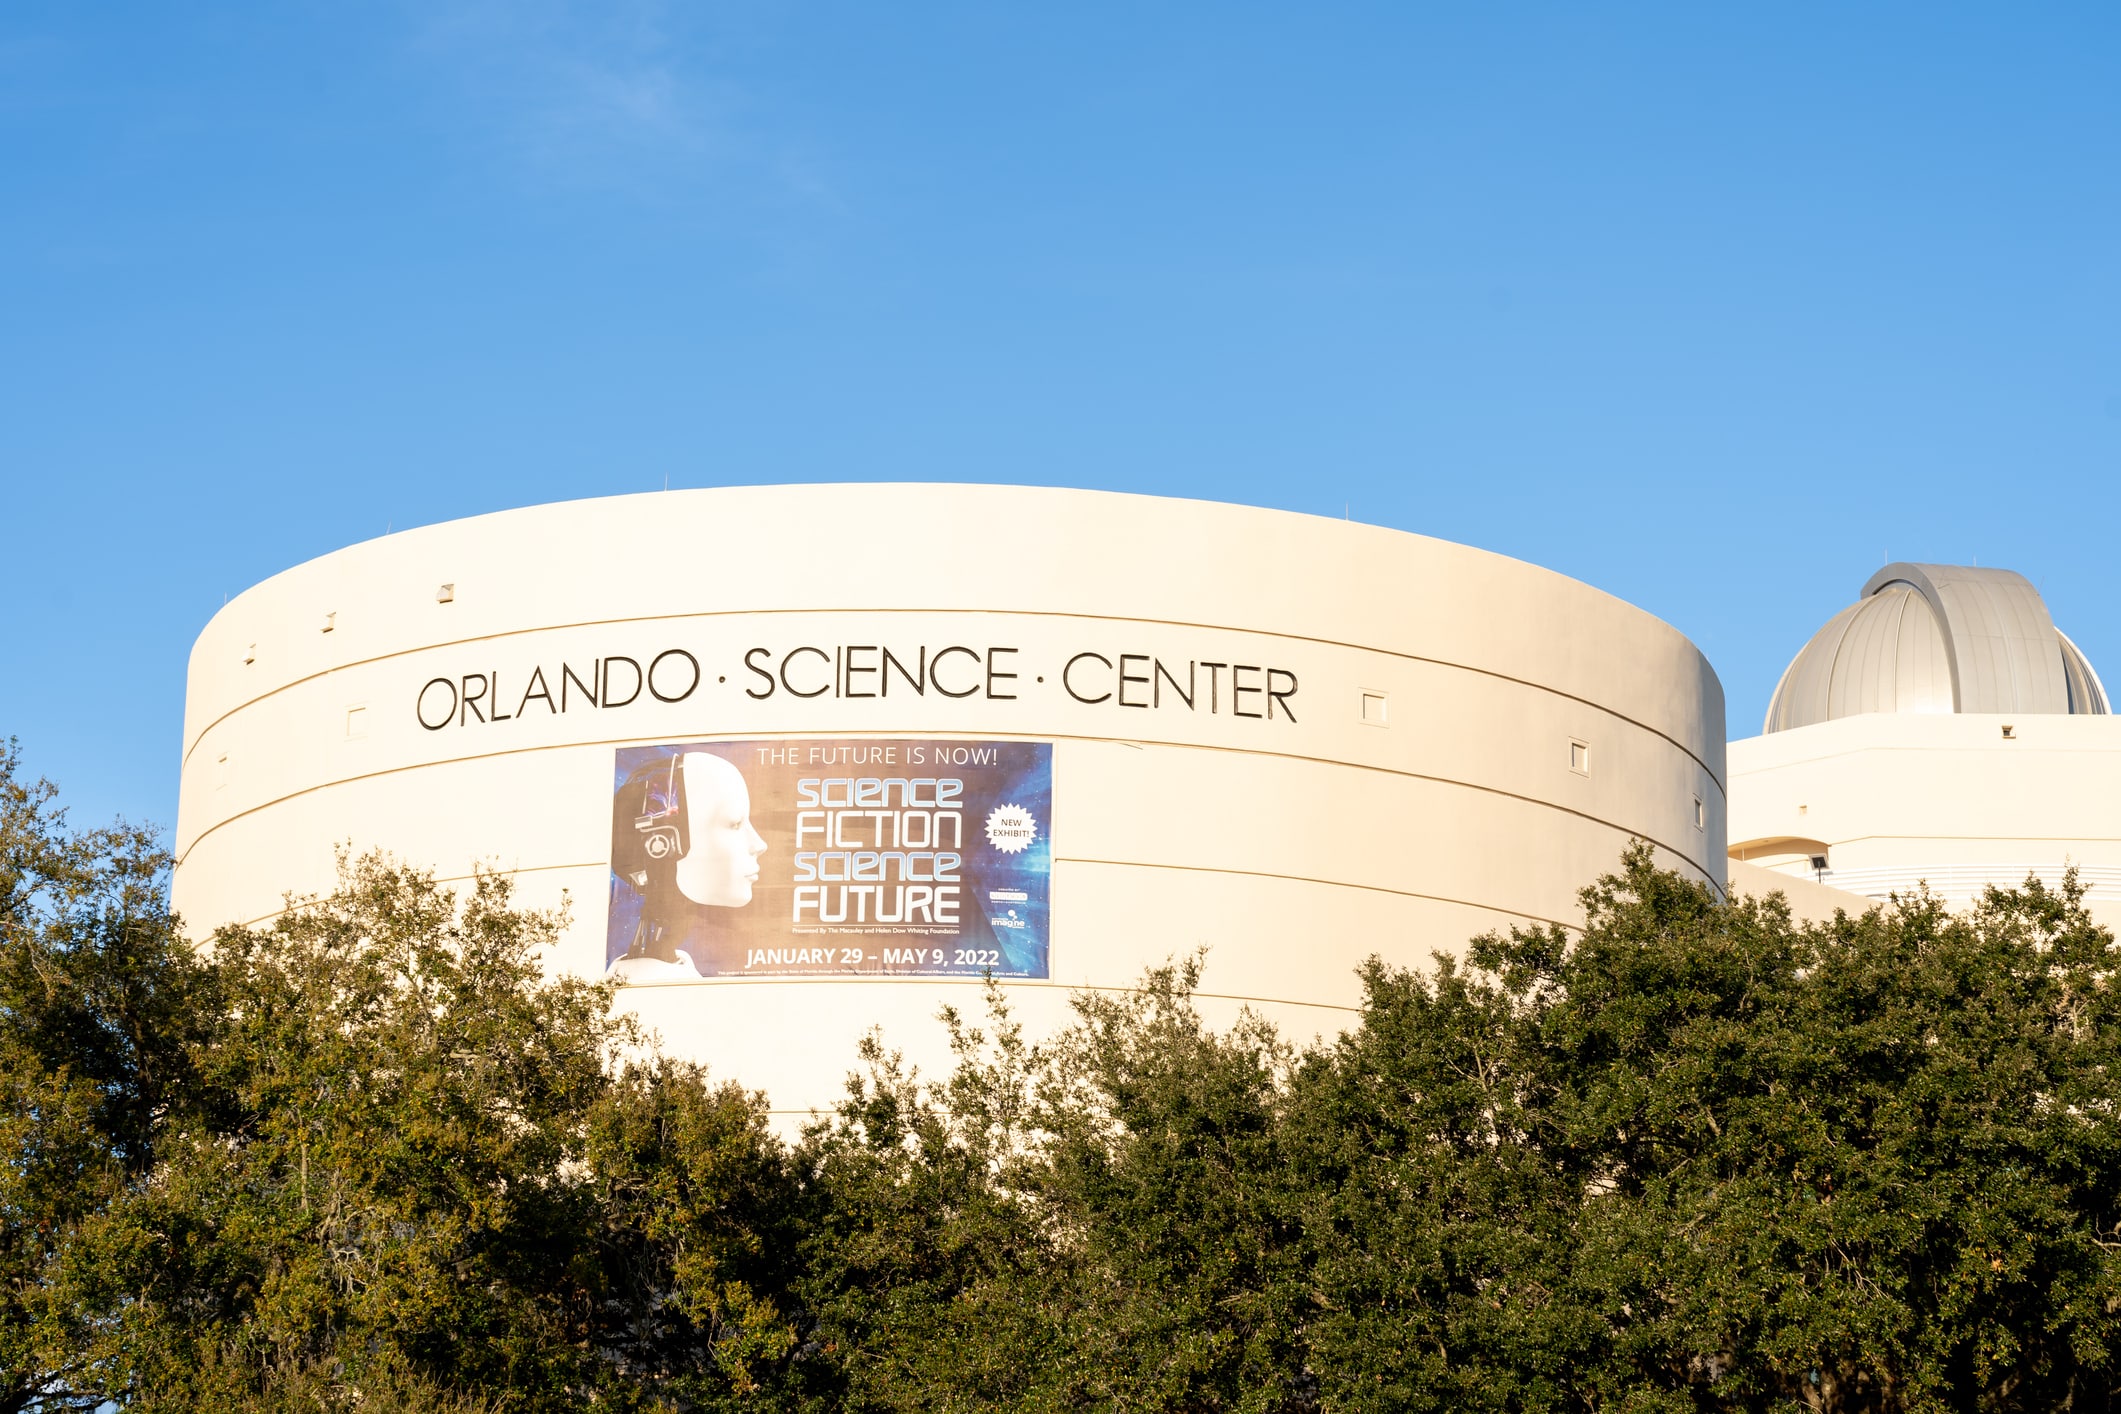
left=1729, top=713, right=2121, bottom=930
left=174, top=744, right=1696, bottom=1119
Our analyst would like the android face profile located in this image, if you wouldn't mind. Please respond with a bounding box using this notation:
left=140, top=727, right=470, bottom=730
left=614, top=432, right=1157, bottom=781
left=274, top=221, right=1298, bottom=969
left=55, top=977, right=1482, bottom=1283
left=672, top=751, right=767, bottom=906
left=614, top=751, right=766, bottom=897
left=611, top=750, right=767, bottom=977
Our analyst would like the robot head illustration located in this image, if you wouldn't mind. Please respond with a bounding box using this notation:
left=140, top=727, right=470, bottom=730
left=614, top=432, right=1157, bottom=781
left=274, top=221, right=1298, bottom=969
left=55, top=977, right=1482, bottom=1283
left=612, top=750, right=767, bottom=907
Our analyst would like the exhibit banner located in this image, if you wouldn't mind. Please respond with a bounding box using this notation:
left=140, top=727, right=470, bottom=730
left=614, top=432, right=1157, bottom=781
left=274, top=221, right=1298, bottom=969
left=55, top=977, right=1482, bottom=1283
left=606, top=738, right=1052, bottom=980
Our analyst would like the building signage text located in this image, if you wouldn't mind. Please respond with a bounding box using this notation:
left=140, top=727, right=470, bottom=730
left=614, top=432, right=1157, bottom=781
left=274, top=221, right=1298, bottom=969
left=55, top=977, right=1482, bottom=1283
left=415, top=640, right=1300, bottom=730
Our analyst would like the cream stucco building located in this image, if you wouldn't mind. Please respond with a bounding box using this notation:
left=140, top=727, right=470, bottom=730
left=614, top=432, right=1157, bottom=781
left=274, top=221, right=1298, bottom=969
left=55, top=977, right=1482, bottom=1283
left=1728, top=561, right=2121, bottom=927
left=170, top=484, right=1726, bottom=1119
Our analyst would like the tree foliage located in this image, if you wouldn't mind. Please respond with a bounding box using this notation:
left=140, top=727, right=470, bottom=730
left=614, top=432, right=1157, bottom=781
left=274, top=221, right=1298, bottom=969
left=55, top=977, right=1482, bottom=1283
left=8, top=739, right=2121, bottom=1411
left=0, top=739, right=214, bottom=1412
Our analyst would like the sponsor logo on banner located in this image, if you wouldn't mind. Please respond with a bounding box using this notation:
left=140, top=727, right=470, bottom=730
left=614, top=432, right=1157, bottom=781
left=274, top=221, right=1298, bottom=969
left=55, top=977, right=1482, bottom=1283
left=606, top=739, right=1052, bottom=981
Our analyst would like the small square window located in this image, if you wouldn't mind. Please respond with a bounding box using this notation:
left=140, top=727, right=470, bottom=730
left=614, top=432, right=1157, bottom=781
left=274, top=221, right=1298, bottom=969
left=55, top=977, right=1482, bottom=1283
left=1569, top=740, right=1590, bottom=775
left=2001, top=724, right=2016, bottom=740
left=1692, top=796, right=1705, bottom=830
left=1360, top=691, right=1388, bottom=726
left=345, top=706, right=368, bottom=741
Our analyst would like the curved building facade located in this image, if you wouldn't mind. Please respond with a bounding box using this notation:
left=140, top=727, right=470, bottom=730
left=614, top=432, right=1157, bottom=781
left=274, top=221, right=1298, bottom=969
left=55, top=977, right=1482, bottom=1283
left=1732, top=561, right=2121, bottom=923
left=171, top=485, right=1726, bottom=1116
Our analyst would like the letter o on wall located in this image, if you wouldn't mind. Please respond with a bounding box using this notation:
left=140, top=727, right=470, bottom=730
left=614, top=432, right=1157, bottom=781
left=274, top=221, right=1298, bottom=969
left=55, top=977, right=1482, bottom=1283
left=416, top=677, right=458, bottom=731
left=648, top=649, right=701, bottom=703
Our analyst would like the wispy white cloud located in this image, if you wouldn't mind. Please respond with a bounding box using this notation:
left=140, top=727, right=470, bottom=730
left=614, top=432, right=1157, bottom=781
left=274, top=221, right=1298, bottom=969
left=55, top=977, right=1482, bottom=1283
left=402, top=0, right=827, bottom=207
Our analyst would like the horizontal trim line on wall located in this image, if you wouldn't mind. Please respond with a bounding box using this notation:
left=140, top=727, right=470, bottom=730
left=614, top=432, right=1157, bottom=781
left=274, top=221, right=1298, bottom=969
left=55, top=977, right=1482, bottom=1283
left=208, top=853, right=1580, bottom=939
left=174, top=729, right=1723, bottom=892
left=213, top=858, right=598, bottom=933
left=1060, top=855, right=1573, bottom=929
left=721, top=977, right=1378, bottom=1120
left=622, top=977, right=1367, bottom=1014
left=1818, top=863, right=2121, bottom=896
left=182, top=604, right=1725, bottom=789
left=1735, top=831, right=2121, bottom=849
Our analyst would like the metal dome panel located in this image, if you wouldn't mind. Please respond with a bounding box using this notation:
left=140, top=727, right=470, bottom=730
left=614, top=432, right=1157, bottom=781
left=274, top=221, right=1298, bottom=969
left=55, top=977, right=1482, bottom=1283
left=1861, top=563, right=2068, bottom=716
left=1765, top=562, right=2105, bottom=732
left=1764, top=586, right=1951, bottom=732
left=2061, top=630, right=2111, bottom=715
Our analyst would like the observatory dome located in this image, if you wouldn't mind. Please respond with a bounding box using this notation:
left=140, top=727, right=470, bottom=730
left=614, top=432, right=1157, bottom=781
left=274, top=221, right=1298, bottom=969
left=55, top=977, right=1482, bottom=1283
left=1765, top=562, right=2108, bottom=733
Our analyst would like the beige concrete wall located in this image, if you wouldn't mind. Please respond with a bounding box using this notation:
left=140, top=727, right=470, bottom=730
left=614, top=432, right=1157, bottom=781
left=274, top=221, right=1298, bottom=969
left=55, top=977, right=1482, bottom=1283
left=1730, top=712, right=2121, bottom=928
left=171, top=485, right=1726, bottom=1118
left=1726, top=859, right=1876, bottom=924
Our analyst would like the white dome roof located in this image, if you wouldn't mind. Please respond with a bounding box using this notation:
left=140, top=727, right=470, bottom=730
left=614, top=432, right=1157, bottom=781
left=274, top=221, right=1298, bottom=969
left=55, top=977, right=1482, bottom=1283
left=1765, top=562, right=2108, bottom=732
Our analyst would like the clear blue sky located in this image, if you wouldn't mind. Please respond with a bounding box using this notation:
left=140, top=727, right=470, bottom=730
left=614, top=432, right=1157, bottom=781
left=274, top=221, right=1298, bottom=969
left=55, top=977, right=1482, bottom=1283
left=4, top=4, right=2118, bottom=834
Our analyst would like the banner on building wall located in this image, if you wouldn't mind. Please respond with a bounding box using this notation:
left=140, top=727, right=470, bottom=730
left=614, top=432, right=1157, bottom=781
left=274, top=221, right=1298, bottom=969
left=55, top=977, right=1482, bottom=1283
left=606, top=738, right=1052, bottom=980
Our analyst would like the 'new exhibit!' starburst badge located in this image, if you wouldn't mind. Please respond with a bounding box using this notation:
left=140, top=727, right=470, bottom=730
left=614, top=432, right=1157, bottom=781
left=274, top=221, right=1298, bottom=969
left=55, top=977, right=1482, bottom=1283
left=985, top=803, right=1038, bottom=854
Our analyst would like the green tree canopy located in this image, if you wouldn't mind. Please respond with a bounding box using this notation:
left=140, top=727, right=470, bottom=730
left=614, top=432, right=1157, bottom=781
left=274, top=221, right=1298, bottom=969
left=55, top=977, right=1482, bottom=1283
left=8, top=737, right=2121, bottom=1412
left=0, top=739, right=212, bottom=1412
